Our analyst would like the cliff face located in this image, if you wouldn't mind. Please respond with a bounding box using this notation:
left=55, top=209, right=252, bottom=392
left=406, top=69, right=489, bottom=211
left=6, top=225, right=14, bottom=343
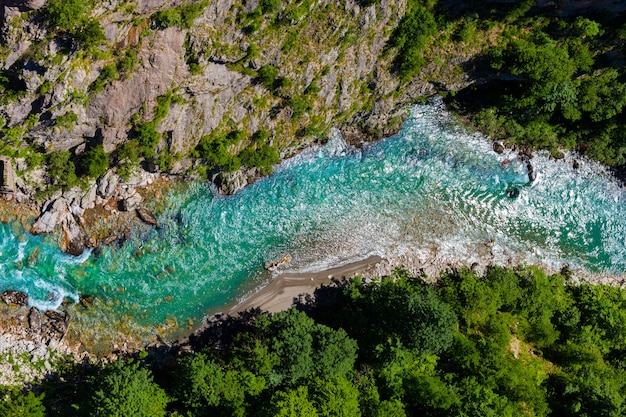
left=1, top=0, right=415, bottom=173
left=0, top=0, right=478, bottom=252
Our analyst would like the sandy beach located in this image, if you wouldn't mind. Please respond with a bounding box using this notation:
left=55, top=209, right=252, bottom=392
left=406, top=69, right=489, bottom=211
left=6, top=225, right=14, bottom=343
left=228, top=256, right=383, bottom=314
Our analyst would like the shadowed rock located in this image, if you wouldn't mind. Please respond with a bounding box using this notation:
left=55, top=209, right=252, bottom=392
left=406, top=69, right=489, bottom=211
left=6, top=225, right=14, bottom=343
left=136, top=207, right=158, bottom=227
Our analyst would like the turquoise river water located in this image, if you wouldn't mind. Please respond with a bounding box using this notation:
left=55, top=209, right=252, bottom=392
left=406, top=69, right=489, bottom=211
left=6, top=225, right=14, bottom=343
left=0, top=101, right=624, bottom=345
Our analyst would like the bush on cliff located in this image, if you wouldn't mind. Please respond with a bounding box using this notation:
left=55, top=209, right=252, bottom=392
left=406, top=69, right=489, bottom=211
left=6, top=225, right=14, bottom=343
left=46, top=0, right=104, bottom=50
left=152, top=1, right=209, bottom=29
left=389, top=4, right=438, bottom=80
left=46, top=150, right=78, bottom=188
left=79, top=144, right=109, bottom=179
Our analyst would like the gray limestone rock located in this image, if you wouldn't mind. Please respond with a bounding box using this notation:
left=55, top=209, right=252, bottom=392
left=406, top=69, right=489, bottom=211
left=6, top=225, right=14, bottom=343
left=28, top=307, right=41, bottom=330
left=120, top=191, right=143, bottom=211
left=32, top=198, right=68, bottom=234
left=81, top=186, right=97, bottom=210
left=97, top=171, right=120, bottom=199
left=60, top=212, right=84, bottom=256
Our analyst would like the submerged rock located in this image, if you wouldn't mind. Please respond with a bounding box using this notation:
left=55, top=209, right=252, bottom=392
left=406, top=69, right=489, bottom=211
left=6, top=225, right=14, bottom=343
left=79, top=295, right=94, bottom=308
left=136, top=207, right=158, bottom=227
left=102, top=234, right=118, bottom=245
left=1, top=290, right=28, bottom=306
left=507, top=186, right=520, bottom=199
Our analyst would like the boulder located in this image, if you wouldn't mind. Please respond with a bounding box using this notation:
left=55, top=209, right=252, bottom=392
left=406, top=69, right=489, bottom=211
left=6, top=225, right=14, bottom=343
left=80, top=186, right=97, bottom=210
left=493, top=141, right=505, bottom=154
left=102, top=234, right=118, bottom=245
left=60, top=213, right=84, bottom=256
left=28, top=307, right=41, bottom=330
left=136, top=207, right=158, bottom=227
left=79, top=295, right=94, bottom=308
left=2, top=290, right=28, bottom=306
left=213, top=168, right=259, bottom=195
left=97, top=171, right=120, bottom=199
left=45, top=310, right=67, bottom=322
left=31, top=197, right=67, bottom=234
left=120, top=191, right=143, bottom=211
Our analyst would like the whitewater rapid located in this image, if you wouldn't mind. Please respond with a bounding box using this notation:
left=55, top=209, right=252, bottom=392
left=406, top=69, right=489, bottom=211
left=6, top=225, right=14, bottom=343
left=0, top=100, right=623, bottom=345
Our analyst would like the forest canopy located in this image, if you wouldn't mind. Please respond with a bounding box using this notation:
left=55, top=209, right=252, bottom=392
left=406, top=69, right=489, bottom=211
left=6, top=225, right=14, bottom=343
left=9, top=266, right=626, bottom=417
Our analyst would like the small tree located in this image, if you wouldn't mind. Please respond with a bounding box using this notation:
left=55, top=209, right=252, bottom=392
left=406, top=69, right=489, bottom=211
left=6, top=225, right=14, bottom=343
left=47, top=150, right=78, bottom=188
left=80, top=144, right=109, bottom=179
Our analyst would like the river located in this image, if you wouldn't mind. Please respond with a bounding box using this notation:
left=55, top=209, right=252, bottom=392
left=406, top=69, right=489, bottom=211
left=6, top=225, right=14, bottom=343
left=0, top=101, right=624, bottom=349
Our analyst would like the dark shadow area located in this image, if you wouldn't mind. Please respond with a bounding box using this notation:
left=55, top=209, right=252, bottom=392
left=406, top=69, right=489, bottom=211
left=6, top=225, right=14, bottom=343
left=172, top=308, right=266, bottom=354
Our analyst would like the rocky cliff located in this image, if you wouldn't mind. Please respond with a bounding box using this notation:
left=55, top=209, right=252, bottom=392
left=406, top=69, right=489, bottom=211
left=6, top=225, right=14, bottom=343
left=0, top=0, right=481, bottom=253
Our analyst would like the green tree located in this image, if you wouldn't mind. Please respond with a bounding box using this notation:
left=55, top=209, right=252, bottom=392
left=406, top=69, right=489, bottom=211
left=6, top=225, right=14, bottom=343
left=80, top=144, right=109, bottom=179
left=174, top=353, right=225, bottom=414
left=267, top=386, right=318, bottom=417
left=88, top=360, right=168, bottom=417
left=46, top=0, right=91, bottom=31
left=335, top=272, right=457, bottom=361
left=0, top=388, right=45, bottom=417
left=309, top=377, right=361, bottom=417
left=46, top=0, right=104, bottom=49
left=389, top=5, right=438, bottom=80
left=47, top=150, right=78, bottom=187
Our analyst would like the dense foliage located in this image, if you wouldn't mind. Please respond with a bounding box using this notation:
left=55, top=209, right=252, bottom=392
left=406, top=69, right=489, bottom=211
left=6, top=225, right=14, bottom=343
left=441, top=6, right=626, bottom=167
left=45, top=0, right=105, bottom=50
left=388, top=2, right=438, bottom=80
left=6, top=267, right=626, bottom=416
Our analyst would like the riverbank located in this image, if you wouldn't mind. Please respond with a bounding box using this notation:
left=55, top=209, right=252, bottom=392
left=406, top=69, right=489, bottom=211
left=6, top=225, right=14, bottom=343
left=227, top=256, right=384, bottom=314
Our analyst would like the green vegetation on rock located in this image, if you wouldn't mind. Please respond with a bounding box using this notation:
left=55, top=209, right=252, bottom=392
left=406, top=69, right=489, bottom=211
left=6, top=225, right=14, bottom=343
left=152, top=1, right=208, bottom=29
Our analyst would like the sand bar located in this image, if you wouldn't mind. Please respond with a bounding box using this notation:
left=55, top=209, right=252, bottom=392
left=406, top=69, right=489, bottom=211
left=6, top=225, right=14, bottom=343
left=228, top=255, right=383, bottom=314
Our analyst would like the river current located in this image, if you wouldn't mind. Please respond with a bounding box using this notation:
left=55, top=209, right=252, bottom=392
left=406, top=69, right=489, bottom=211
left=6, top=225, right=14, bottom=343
left=0, top=101, right=624, bottom=346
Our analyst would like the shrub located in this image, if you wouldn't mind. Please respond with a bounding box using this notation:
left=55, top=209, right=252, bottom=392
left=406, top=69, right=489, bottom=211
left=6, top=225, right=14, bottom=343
left=133, top=120, right=161, bottom=159
left=47, top=150, right=78, bottom=187
left=46, top=0, right=104, bottom=49
left=80, top=144, right=109, bottom=179
left=73, top=18, right=106, bottom=49
left=55, top=111, right=78, bottom=130
left=239, top=141, right=280, bottom=175
left=287, top=96, right=309, bottom=118
left=260, top=0, right=281, bottom=14
left=389, top=5, right=438, bottom=80
left=46, top=0, right=91, bottom=31
left=152, top=1, right=208, bottom=29
left=118, top=50, right=140, bottom=77
left=257, top=65, right=279, bottom=90
left=90, top=65, right=119, bottom=93
left=195, top=135, right=241, bottom=172
left=37, top=81, right=54, bottom=95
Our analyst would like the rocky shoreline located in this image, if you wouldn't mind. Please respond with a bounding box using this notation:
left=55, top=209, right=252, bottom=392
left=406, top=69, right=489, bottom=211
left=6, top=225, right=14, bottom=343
left=0, top=291, right=85, bottom=385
